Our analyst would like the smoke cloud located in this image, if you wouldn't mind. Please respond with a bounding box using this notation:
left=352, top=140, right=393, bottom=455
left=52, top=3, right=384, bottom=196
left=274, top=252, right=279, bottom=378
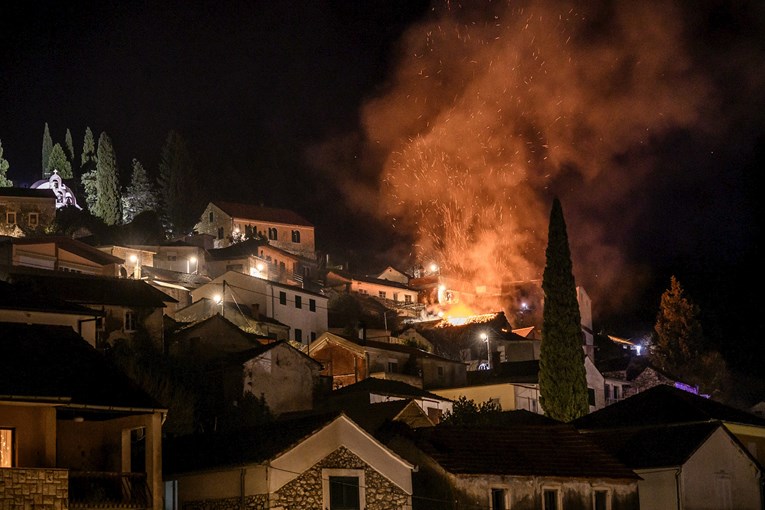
left=309, top=0, right=725, bottom=319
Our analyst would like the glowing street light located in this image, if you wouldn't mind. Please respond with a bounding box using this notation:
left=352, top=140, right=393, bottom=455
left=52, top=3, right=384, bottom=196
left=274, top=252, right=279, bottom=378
left=480, top=332, right=491, bottom=370
left=429, top=262, right=439, bottom=274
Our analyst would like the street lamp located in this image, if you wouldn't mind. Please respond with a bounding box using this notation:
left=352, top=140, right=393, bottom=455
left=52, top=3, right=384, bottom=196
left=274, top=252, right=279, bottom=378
left=480, top=332, right=491, bottom=370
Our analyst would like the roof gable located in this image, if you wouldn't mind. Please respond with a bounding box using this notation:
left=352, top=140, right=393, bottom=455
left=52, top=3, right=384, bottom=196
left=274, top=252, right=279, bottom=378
left=211, top=201, right=313, bottom=227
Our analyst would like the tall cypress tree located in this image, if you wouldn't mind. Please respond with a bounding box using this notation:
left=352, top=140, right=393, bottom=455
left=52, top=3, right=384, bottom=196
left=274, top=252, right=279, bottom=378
left=65, top=128, right=75, bottom=163
left=42, top=123, right=53, bottom=178
left=46, top=143, right=73, bottom=179
left=93, top=132, right=121, bottom=225
left=80, top=127, right=98, bottom=210
left=158, top=130, right=199, bottom=235
left=539, top=197, right=589, bottom=422
left=651, top=276, right=704, bottom=373
left=122, top=158, right=159, bottom=223
left=0, top=140, right=12, bottom=187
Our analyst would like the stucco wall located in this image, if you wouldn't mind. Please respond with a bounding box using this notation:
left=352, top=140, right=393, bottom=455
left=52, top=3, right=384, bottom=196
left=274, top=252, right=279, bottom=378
left=0, top=405, right=56, bottom=467
left=243, top=345, right=319, bottom=414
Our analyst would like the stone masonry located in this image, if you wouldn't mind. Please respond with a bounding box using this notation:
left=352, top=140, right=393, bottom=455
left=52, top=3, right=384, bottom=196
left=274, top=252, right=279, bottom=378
left=0, top=468, right=69, bottom=510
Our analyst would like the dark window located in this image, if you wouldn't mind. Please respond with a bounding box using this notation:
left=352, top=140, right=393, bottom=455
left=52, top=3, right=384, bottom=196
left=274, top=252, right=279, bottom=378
left=295, top=329, right=302, bottom=343
left=594, top=490, right=608, bottom=510
left=125, top=311, right=137, bottom=332
left=291, top=230, right=301, bottom=243
left=268, top=227, right=278, bottom=240
left=604, top=384, right=610, bottom=401
left=279, top=291, right=286, bottom=305
left=437, top=366, right=444, bottom=377
left=309, top=299, right=316, bottom=312
left=387, top=362, right=398, bottom=373
left=295, top=295, right=302, bottom=309
left=311, top=332, right=316, bottom=341
left=329, top=476, right=359, bottom=510
left=217, top=226, right=224, bottom=239
left=491, top=488, right=507, bottom=510
left=209, top=211, right=214, bottom=222
left=588, top=388, right=596, bottom=406
left=543, top=489, right=558, bottom=510
left=245, top=225, right=253, bottom=237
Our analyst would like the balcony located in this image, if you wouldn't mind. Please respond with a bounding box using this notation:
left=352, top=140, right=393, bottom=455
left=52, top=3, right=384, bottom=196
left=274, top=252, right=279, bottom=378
left=69, top=471, right=152, bottom=510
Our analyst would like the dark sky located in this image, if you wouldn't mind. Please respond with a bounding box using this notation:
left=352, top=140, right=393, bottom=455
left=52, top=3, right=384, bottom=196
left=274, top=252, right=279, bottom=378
left=1, top=1, right=763, bottom=374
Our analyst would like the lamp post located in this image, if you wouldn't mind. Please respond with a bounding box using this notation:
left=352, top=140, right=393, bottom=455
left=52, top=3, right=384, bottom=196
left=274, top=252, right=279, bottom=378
left=480, top=332, right=491, bottom=370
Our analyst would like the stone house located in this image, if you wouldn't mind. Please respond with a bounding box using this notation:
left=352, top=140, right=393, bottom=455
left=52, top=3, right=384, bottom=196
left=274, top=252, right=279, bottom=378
left=0, top=187, right=57, bottom=235
left=163, top=413, right=414, bottom=510
left=306, top=331, right=468, bottom=391
left=387, top=418, right=640, bottom=510
left=195, top=200, right=316, bottom=259
left=325, top=269, right=420, bottom=307
left=174, top=297, right=290, bottom=340
left=0, top=323, right=167, bottom=510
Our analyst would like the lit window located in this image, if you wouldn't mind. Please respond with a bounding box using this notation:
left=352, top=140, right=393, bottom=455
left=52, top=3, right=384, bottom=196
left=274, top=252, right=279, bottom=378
left=279, top=291, right=287, bottom=305
left=323, top=469, right=364, bottom=510
left=125, top=311, right=137, bottom=332
left=309, top=299, right=316, bottom=312
left=491, top=488, right=509, bottom=510
left=0, top=428, right=14, bottom=467
left=6, top=211, right=16, bottom=225
left=28, top=212, right=39, bottom=227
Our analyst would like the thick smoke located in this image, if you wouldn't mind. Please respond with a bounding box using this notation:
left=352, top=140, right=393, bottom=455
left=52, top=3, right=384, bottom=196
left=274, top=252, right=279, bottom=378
left=310, top=0, right=720, bottom=318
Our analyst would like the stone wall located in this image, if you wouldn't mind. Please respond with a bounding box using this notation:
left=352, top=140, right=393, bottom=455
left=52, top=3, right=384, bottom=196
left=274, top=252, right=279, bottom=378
left=270, top=446, right=411, bottom=510
left=182, top=494, right=269, bottom=510
left=0, top=467, right=68, bottom=510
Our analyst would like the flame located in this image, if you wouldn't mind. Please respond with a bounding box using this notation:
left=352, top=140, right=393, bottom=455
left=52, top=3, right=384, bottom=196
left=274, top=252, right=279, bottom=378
left=436, top=302, right=497, bottom=327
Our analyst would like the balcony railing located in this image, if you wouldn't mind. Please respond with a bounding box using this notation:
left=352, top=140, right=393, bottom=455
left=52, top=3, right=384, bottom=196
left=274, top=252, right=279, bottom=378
left=69, top=471, right=151, bottom=510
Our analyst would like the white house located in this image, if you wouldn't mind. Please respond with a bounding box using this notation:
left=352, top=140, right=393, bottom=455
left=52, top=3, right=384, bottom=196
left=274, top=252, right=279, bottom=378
left=191, top=270, right=328, bottom=345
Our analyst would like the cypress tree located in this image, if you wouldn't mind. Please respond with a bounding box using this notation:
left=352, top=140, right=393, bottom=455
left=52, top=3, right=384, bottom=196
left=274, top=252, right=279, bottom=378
left=158, top=130, right=199, bottom=235
left=539, top=197, right=589, bottom=422
left=651, top=276, right=704, bottom=373
left=122, top=158, right=159, bottom=223
left=65, top=128, right=75, bottom=162
left=93, top=132, right=121, bottom=225
left=80, top=127, right=98, bottom=210
left=42, top=123, right=53, bottom=178
left=46, top=143, right=73, bottom=179
left=0, top=140, right=12, bottom=187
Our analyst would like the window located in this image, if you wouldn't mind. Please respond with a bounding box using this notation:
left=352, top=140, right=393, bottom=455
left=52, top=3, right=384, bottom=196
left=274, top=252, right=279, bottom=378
left=311, top=332, right=316, bottom=342
left=437, top=366, right=444, bottom=378
left=291, top=230, right=301, bottom=243
left=405, top=294, right=412, bottom=304
left=378, top=291, right=386, bottom=299
left=124, top=311, right=137, bottom=332
left=217, top=226, right=224, bottom=239
left=295, top=329, right=302, bottom=343
left=279, top=291, right=287, bottom=305
left=543, top=489, right=559, bottom=510
left=323, top=469, right=364, bottom=510
left=295, top=295, right=302, bottom=309
left=309, top=299, right=316, bottom=312
left=6, top=211, right=16, bottom=225
left=268, top=227, right=278, bottom=240
left=594, top=489, right=610, bottom=510
left=387, top=361, right=398, bottom=373
left=209, top=211, right=214, bottom=222
left=613, top=386, right=620, bottom=400
left=245, top=225, right=253, bottom=237
left=167, top=252, right=177, bottom=261
left=604, top=384, right=610, bottom=401
left=0, top=428, right=14, bottom=467
left=491, top=488, right=508, bottom=510
left=588, top=388, right=596, bottom=406
left=28, top=212, right=39, bottom=227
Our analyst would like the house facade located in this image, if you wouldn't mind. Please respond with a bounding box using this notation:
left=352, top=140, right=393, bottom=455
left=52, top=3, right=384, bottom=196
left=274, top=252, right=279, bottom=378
left=0, top=187, right=57, bottom=236
left=191, top=270, right=328, bottom=345
left=195, top=201, right=316, bottom=258
left=0, top=236, right=124, bottom=276
left=164, top=414, right=414, bottom=510
left=325, top=270, right=419, bottom=306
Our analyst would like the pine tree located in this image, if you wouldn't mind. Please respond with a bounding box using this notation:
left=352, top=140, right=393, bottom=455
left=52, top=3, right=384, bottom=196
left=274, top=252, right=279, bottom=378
left=158, top=130, right=200, bottom=235
left=651, top=276, right=704, bottom=373
left=539, top=197, right=589, bottom=422
left=80, top=127, right=98, bottom=210
left=65, top=128, right=75, bottom=162
left=92, top=132, right=121, bottom=225
left=46, top=143, right=73, bottom=179
left=42, top=123, right=53, bottom=178
left=122, top=158, right=159, bottom=223
left=0, top=140, right=12, bottom=187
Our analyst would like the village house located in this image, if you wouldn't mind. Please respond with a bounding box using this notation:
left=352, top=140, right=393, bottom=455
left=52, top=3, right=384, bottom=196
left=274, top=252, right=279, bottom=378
left=0, top=235, right=124, bottom=276
left=0, top=323, right=167, bottom=510
left=195, top=201, right=316, bottom=259
left=0, top=187, right=57, bottom=236
left=191, top=270, right=328, bottom=346
left=173, top=297, right=290, bottom=340
left=325, top=269, right=420, bottom=307
left=163, top=412, right=414, bottom=510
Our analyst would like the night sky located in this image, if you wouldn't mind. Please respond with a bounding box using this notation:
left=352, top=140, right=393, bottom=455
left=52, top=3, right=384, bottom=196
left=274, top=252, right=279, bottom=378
left=1, top=2, right=763, bottom=376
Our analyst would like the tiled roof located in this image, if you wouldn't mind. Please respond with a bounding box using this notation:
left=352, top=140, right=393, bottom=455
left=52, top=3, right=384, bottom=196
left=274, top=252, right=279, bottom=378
left=331, top=377, right=452, bottom=402
left=345, top=335, right=465, bottom=364
left=141, top=265, right=212, bottom=287
left=572, top=384, right=765, bottom=430
left=3, top=236, right=123, bottom=264
left=212, top=201, right=313, bottom=227
left=414, top=424, right=638, bottom=479
left=581, top=422, right=724, bottom=469
left=8, top=271, right=178, bottom=307
left=163, top=411, right=343, bottom=475
left=0, top=280, right=103, bottom=316
left=206, top=238, right=266, bottom=260
left=0, top=322, right=164, bottom=411
left=466, top=360, right=540, bottom=385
